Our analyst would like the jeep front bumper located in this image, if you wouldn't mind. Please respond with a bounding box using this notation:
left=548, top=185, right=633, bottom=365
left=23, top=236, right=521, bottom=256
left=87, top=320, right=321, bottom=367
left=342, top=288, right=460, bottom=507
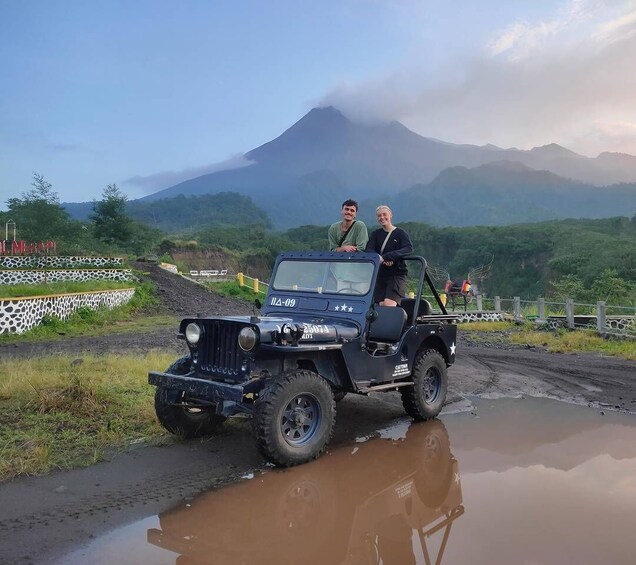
left=148, top=370, right=244, bottom=403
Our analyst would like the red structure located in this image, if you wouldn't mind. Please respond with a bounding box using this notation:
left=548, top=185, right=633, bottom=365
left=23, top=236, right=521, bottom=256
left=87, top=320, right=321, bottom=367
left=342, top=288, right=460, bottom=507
left=0, top=240, right=57, bottom=255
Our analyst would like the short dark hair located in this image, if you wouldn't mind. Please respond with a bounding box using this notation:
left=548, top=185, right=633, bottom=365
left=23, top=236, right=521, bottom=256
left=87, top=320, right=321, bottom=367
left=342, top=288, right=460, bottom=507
left=342, top=199, right=358, bottom=211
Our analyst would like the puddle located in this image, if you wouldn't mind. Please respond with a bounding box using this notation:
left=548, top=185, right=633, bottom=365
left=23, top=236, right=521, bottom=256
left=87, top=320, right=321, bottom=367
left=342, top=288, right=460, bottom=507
left=60, top=396, right=636, bottom=564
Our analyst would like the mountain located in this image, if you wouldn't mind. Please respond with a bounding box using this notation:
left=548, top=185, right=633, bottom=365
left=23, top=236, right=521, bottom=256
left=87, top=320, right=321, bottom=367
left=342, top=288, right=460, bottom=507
left=60, top=106, right=636, bottom=229
left=133, top=106, right=636, bottom=228
left=142, top=107, right=509, bottom=215
left=377, top=162, right=636, bottom=227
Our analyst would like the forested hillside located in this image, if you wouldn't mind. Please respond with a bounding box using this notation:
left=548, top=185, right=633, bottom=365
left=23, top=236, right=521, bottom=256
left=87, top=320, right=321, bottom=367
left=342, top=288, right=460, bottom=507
left=250, top=216, right=636, bottom=300
left=176, top=216, right=635, bottom=301
left=359, top=162, right=636, bottom=227
left=126, top=192, right=271, bottom=232
left=4, top=174, right=633, bottom=302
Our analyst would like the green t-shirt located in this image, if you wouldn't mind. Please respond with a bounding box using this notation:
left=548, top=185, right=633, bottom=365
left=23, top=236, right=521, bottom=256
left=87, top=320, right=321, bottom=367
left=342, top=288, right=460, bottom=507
left=328, top=221, right=369, bottom=252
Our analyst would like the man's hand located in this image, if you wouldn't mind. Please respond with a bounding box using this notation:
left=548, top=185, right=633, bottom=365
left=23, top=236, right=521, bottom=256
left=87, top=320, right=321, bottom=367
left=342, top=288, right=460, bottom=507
left=380, top=256, right=394, bottom=267
left=337, top=245, right=358, bottom=252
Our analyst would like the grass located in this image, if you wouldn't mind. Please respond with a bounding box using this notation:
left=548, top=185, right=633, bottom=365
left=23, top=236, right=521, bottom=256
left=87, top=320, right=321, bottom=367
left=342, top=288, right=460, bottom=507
left=0, top=279, right=135, bottom=299
left=0, top=279, right=176, bottom=344
left=509, top=326, right=636, bottom=359
left=0, top=352, right=177, bottom=481
left=203, top=280, right=264, bottom=303
left=460, top=320, right=636, bottom=360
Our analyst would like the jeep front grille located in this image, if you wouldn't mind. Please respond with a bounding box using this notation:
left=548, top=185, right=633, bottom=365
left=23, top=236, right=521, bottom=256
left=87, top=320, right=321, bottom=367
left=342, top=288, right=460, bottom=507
left=199, top=320, right=242, bottom=378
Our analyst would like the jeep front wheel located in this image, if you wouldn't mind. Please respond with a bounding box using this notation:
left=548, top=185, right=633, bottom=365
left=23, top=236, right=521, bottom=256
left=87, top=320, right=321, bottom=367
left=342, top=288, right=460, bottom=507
left=401, top=349, right=447, bottom=420
left=253, top=370, right=336, bottom=467
left=154, top=357, right=226, bottom=438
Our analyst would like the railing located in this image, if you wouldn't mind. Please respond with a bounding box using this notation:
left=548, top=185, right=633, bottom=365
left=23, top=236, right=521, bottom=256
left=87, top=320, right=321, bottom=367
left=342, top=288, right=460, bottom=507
left=189, top=269, right=229, bottom=277
left=236, top=272, right=268, bottom=295
left=470, top=295, right=635, bottom=339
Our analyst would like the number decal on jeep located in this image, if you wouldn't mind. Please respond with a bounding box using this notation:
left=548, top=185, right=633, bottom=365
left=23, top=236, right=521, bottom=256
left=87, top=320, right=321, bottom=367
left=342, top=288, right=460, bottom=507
left=270, top=297, right=297, bottom=307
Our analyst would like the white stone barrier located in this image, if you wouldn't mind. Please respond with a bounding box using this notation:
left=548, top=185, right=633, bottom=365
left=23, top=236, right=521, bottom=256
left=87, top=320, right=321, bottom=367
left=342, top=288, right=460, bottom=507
left=0, top=269, right=133, bottom=285
left=0, top=288, right=135, bottom=335
left=0, top=256, right=124, bottom=269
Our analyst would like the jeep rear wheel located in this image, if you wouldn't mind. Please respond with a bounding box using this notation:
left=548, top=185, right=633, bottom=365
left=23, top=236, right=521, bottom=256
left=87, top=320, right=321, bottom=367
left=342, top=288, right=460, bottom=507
left=154, top=357, right=226, bottom=438
left=401, top=349, right=447, bottom=420
left=253, top=370, right=336, bottom=467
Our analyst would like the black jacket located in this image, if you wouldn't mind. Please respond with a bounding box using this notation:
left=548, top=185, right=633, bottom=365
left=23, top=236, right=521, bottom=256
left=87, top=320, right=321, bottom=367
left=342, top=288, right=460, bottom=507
left=365, top=227, right=413, bottom=276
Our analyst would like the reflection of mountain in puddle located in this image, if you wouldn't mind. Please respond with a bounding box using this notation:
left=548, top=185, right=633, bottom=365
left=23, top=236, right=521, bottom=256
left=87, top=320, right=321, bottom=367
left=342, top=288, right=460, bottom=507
left=147, top=419, right=463, bottom=564
left=447, top=397, right=636, bottom=473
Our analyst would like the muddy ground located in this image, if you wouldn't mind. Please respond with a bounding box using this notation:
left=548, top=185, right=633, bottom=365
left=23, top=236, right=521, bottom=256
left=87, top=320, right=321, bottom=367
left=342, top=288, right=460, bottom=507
left=0, top=263, right=634, bottom=564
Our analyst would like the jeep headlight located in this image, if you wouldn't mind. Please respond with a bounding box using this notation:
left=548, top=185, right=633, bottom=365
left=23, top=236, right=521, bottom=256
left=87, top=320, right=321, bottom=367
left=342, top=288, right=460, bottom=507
left=185, top=323, right=201, bottom=345
left=238, top=327, right=258, bottom=351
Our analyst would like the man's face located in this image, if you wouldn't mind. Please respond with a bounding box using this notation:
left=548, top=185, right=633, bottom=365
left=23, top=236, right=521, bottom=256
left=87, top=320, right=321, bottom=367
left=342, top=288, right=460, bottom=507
left=341, top=205, right=357, bottom=222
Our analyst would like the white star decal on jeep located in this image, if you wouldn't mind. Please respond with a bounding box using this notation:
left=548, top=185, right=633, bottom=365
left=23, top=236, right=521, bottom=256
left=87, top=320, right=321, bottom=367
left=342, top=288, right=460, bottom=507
left=334, top=305, right=340, bottom=311
left=341, top=303, right=348, bottom=310
left=450, top=342, right=456, bottom=355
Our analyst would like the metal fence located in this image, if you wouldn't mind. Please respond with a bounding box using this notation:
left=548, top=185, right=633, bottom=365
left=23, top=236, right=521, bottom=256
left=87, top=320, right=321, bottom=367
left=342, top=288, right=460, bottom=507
left=474, top=295, right=635, bottom=339
left=236, top=272, right=268, bottom=295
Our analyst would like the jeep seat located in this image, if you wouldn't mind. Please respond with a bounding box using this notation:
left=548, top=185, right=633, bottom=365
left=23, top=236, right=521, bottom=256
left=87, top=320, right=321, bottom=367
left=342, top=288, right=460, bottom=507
left=368, top=305, right=407, bottom=343
left=401, top=298, right=432, bottom=325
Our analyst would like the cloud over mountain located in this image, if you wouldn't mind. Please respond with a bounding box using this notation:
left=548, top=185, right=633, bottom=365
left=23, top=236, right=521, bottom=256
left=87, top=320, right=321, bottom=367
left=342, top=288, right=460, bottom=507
left=123, top=154, right=254, bottom=194
left=320, top=1, right=636, bottom=156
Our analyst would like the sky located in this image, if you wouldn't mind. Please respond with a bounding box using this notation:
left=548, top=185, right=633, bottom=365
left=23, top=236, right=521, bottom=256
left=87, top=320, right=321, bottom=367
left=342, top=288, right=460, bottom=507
left=1, top=0, right=636, bottom=208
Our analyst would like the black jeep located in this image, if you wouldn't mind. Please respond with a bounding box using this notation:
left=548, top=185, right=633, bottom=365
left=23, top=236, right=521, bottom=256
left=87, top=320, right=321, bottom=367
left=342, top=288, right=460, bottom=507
left=149, top=252, right=457, bottom=466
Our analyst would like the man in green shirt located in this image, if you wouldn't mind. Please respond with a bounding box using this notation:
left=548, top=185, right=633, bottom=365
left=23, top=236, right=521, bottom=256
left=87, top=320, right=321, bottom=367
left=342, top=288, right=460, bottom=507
left=328, top=199, right=368, bottom=252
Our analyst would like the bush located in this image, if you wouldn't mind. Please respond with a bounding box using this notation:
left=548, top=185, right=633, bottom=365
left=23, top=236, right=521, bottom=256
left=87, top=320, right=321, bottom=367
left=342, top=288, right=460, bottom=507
left=75, top=307, right=100, bottom=323
left=39, top=314, right=64, bottom=330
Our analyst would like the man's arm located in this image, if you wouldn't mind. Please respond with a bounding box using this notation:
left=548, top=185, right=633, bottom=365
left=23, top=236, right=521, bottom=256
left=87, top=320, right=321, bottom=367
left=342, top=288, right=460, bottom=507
left=352, top=222, right=369, bottom=252
left=327, top=223, right=340, bottom=251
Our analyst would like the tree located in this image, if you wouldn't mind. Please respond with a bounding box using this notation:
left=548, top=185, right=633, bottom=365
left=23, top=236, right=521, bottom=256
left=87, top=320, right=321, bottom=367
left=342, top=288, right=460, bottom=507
left=5, top=173, right=75, bottom=241
left=90, top=184, right=134, bottom=246
left=549, top=274, right=588, bottom=302
left=590, top=269, right=635, bottom=305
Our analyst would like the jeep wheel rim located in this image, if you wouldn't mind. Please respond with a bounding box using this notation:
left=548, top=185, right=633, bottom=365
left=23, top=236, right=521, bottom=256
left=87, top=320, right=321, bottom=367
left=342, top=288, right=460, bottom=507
left=423, top=368, right=441, bottom=403
left=281, top=394, right=321, bottom=446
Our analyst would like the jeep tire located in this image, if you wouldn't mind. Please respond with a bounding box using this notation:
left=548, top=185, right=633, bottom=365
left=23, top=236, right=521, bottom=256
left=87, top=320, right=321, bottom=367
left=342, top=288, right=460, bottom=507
left=154, top=357, right=226, bottom=438
left=401, top=349, right=447, bottom=420
left=253, top=370, right=336, bottom=467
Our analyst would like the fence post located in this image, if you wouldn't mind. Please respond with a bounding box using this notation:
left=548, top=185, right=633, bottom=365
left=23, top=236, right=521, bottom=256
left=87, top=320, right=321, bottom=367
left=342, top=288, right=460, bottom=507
left=253, top=278, right=259, bottom=294
left=513, top=297, right=521, bottom=322
left=596, top=301, right=606, bottom=334
left=494, top=296, right=501, bottom=312
left=537, top=297, right=545, bottom=320
left=476, top=294, right=483, bottom=311
left=237, top=272, right=243, bottom=287
left=566, top=299, right=574, bottom=329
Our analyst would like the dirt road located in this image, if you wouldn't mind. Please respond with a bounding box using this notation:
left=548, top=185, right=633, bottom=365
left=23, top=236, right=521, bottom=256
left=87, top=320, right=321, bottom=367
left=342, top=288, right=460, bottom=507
left=0, top=264, right=634, bottom=564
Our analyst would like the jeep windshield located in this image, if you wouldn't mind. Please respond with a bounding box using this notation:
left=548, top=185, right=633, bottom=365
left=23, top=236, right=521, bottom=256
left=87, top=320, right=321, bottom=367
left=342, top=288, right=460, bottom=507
left=272, top=259, right=374, bottom=296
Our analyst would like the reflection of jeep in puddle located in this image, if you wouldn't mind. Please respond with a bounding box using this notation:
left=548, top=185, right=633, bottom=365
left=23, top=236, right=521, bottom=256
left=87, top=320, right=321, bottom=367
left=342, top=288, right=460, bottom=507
left=147, top=420, right=464, bottom=564
left=149, top=252, right=457, bottom=466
